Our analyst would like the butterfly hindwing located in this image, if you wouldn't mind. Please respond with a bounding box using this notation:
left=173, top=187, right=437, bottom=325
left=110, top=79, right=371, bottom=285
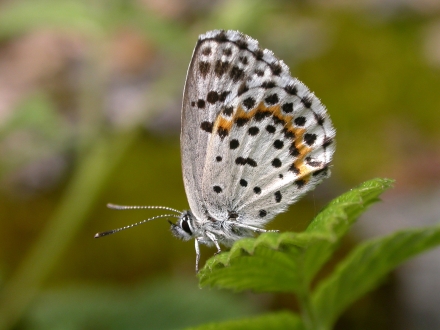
left=192, top=30, right=335, bottom=227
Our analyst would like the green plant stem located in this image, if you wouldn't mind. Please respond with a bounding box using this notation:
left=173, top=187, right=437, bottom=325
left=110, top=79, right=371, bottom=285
left=0, top=131, right=138, bottom=330
left=297, top=283, right=328, bottom=330
left=297, top=286, right=315, bottom=330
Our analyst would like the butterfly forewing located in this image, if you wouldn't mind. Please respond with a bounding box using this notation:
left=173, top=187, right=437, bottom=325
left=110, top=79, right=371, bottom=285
left=181, top=32, right=223, bottom=220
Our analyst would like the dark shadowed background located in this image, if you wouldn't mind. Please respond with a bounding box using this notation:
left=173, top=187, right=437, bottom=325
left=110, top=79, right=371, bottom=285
left=0, top=1, right=439, bottom=329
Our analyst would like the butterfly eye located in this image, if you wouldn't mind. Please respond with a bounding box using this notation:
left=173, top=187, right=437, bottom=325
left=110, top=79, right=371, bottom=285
left=181, top=219, right=193, bottom=235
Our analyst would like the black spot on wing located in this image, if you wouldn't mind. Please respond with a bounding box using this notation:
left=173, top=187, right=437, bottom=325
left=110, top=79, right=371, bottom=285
left=230, top=139, right=240, bottom=149
left=314, top=113, right=325, bottom=125
left=270, top=62, right=282, bottom=75
left=273, top=140, right=284, bottom=149
left=214, top=60, right=230, bottom=77
left=200, top=121, right=213, bottom=133
left=239, top=56, right=248, bottom=65
left=236, top=39, right=248, bottom=49
left=236, top=117, right=249, bottom=127
left=289, top=164, right=300, bottom=174
left=254, top=49, right=264, bottom=60
left=274, top=191, right=282, bottom=203
left=214, top=31, right=228, bottom=42
left=301, top=96, right=313, bottom=108
left=235, top=157, right=257, bottom=167
left=255, top=69, right=264, bottom=76
left=272, top=158, right=282, bottom=168
left=295, top=180, right=305, bottom=188
left=248, top=126, right=259, bottom=136
left=266, top=125, right=276, bottom=133
left=285, top=84, right=298, bottom=95
left=207, top=91, right=219, bottom=104
left=255, top=110, right=271, bottom=122
left=217, top=127, right=228, bottom=139
left=247, top=158, right=257, bottom=167
left=201, top=47, right=211, bottom=55
left=272, top=116, right=285, bottom=126
left=222, top=106, right=233, bottom=116
left=282, top=103, right=293, bottom=113
left=289, top=143, right=300, bottom=157
left=282, top=128, right=295, bottom=139
left=230, top=66, right=245, bottom=82
left=242, top=97, right=256, bottom=110
left=223, top=48, right=232, bottom=56
left=235, top=157, right=246, bottom=165
left=304, top=133, right=317, bottom=146
left=228, top=210, right=238, bottom=219
left=265, top=93, right=279, bottom=105
left=199, top=62, right=210, bottom=77
left=261, top=81, right=276, bottom=89
left=294, top=116, right=306, bottom=126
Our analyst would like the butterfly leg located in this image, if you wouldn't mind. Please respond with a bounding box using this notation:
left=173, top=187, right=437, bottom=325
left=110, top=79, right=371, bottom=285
left=206, top=231, right=222, bottom=255
left=195, top=238, right=201, bottom=273
left=232, top=222, right=279, bottom=233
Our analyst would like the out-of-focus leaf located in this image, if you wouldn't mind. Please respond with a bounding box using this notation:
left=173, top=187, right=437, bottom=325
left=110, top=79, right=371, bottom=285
left=312, top=225, right=440, bottom=329
left=188, top=312, right=304, bottom=330
left=23, top=279, right=260, bottom=330
left=187, top=311, right=304, bottom=330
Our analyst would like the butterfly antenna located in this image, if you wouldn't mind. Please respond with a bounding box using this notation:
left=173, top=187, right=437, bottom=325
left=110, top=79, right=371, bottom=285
left=107, top=203, right=181, bottom=214
left=94, top=214, right=180, bottom=238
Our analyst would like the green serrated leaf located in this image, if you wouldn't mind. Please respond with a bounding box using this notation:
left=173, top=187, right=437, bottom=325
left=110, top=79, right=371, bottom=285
left=187, top=311, right=304, bottom=330
left=306, top=178, right=394, bottom=235
left=302, top=178, right=394, bottom=280
left=311, top=225, right=440, bottom=329
left=199, top=233, right=308, bottom=293
left=199, top=178, right=394, bottom=293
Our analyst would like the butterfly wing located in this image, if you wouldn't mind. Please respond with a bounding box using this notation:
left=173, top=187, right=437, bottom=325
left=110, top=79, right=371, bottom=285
left=195, top=30, right=335, bottom=226
left=181, top=30, right=236, bottom=220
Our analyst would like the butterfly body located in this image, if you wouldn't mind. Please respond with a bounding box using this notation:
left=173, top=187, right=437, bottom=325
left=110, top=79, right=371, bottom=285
left=171, top=209, right=257, bottom=246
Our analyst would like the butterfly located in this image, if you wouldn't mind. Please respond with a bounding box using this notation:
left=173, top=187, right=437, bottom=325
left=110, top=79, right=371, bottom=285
left=95, top=30, right=336, bottom=272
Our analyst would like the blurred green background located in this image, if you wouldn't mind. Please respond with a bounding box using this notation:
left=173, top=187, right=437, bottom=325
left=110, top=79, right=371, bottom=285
left=0, top=0, right=439, bottom=329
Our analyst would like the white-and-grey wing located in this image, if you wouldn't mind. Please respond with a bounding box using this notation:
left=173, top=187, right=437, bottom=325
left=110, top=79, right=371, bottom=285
left=181, top=30, right=246, bottom=220
left=194, top=30, right=336, bottom=226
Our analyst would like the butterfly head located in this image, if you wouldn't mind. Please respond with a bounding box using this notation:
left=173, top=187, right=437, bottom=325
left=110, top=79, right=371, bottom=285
left=170, top=210, right=195, bottom=241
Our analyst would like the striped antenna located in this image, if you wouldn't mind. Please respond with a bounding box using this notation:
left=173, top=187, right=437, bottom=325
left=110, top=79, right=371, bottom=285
left=107, top=203, right=181, bottom=214
left=94, top=214, right=180, bottom=238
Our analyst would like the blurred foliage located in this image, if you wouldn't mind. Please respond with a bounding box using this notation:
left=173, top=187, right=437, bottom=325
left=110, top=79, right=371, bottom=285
left=188, top=311, right=303, bottom=330
left=197, top=179, right=440, bottom=329
left=21, top=278, right=260, bottom=330
left=0, top=0, right=439, bottom=329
